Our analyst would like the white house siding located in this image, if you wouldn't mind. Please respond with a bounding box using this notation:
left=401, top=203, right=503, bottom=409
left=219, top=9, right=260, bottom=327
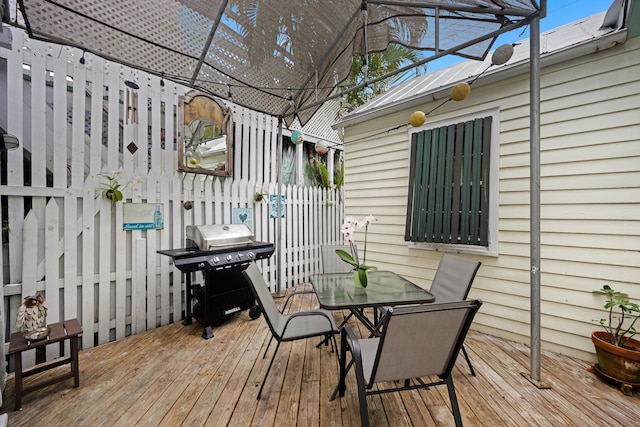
left=341, top=34, right=640, bottom=361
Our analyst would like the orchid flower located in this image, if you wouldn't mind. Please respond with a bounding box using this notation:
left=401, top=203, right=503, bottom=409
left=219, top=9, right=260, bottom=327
left=336, top=215, right=377, bottom=287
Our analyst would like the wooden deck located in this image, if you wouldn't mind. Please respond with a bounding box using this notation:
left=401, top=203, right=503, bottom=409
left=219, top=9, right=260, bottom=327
left=2, top=284, right=639, bottom=426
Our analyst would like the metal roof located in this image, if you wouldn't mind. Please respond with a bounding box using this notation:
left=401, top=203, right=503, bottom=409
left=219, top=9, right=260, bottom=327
left=7, top=0, right=543, bottom=126
left=338, top=1, right=630, bottom=126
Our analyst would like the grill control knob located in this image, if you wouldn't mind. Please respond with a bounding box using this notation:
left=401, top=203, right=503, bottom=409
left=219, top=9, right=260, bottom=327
left=225, top=254, right=233, bottom=262
left=248, top=252, right=255, bottom=259
left=237, top=253, right=244, bottom=260
left=212, top=256, right=220, bottom=264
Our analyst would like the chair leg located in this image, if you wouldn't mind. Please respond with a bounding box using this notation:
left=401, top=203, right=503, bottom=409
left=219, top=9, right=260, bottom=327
left=461, top=344, right=475, bottom=376
left=257, top=341, right=281, bottom=400
left=445, top=375, right=463, bottom=427
left=263, top=336, right=274, bottom=359
left=331, top=333, right=339, bottom=357
left=354, top=357, right=370, bottom=427
left=336, top=331, right=348, bottom=399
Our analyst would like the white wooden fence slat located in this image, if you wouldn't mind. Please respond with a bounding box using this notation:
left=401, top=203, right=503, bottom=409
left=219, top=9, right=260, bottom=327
left=45, top=200, right=61, bottom=360
left=171, top=172, right=184, bottom=323
left=123, top=119, right=135, bottom=178
left=162, top=83, right=176, bottom=174
left=133, top=237, right=147, bottom=334
left=223, top=179, right=233, bottom=224
left=63, top=193, right=79, bottom=322
left=136, top=71, right=149, bottom=173
left=232, top=179, right=243, bottom=223
left=20, top=212, right=39, bottom=367
left=89, top=55, right=104, bottom=176
left=268, top=116, right=278, bottom=184
left=70, top=48, right=86, bottom=189
left=204, top=177, right=213, bottom=224
left=82, top=177, right=96, bottom=349
left=30, top=41, right=47, bottom=188
left=130, top=168, right=144, bottom=334
left=252, top=108, right=260, bottom=182
left=149, top=76, right=162, bottom=177
left=261, top=111, right=270, bottom=184
left=312, top=187, right=320, bottom=273
left=239, top=108, right=250, bottom=181
left=192, top=175, right=202, bottom=226
left=114, top=187, right=127, bottom=340
left=284, top=184, right=292, bottom=285
left=6, top=28, right=25, bottom=284
left=98, top=191, right=112, bottom=345
left=107, top=63, right=120, bottom=171
left=146, top=176, right=158, bottom=329
left=52, top=47, right=68, bottom=189
left=159, top=172, right=171, bottom=326
left=213, top=178, right=222, bottom=223
left=294, top=185, right=302, bottom=283
left=267, top=181, right=277, bottom=290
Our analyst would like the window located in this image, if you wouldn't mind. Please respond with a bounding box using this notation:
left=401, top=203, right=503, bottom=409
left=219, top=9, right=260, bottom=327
left=405, top=113, right=497, bottom=255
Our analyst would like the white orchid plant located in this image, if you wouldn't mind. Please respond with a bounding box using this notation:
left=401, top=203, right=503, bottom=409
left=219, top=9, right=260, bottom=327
left=99, top=171, right=141, bottom=205
left=335, top=215, right=377, bottom=287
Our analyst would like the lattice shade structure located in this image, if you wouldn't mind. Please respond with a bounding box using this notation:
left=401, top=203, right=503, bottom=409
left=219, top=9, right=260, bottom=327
left=11, top=0, right=543, bottom=125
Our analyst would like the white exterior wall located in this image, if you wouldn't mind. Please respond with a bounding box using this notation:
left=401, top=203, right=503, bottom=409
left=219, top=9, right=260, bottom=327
left=341, top=35, right=640, bottom=361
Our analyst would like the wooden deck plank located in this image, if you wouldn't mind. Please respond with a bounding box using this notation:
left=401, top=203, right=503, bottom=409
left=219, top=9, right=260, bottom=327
left=3, top=284, right=640, bottom=427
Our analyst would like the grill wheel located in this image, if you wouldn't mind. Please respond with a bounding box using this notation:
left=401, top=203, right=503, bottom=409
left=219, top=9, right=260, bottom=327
left=249, top=305, right=262, bottom=320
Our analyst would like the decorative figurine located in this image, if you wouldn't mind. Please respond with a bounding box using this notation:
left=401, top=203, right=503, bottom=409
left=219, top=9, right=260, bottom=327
left=16, top=293, right=48, bottom=340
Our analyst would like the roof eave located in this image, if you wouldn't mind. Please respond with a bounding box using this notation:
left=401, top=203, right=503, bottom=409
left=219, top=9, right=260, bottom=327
left=333, top=28, right=629, bottom=131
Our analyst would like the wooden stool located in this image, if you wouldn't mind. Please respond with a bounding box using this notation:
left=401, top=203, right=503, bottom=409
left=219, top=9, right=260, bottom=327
left=8, top=318, right=83, bottom=410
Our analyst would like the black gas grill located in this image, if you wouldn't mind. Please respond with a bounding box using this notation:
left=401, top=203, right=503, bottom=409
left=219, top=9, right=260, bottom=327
left=158, top=224, right=274, bottom=339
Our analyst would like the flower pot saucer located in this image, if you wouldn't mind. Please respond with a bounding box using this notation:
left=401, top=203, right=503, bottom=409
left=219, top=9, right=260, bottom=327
left=589, top=363, right=639, bottom=396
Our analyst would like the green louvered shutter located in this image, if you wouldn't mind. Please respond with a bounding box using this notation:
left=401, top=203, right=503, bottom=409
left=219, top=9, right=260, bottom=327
left=405, top=116, right=491, bottom=246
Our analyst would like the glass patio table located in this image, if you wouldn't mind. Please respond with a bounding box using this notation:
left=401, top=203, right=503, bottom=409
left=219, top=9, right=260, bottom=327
left=309, top=271, right=435, bottom=333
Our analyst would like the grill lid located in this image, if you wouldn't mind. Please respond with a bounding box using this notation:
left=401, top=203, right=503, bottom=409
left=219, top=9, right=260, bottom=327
left=186, top=224, right=254, bottom=251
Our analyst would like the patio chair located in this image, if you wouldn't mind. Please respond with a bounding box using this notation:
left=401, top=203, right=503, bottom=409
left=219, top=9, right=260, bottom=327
left=334, top=299, right=483, bottom=427
left=281, top=244, right=356, bottom=314
left=429, top=254, right=481, bottom=376
left=242, top=262, right=339, bottom=400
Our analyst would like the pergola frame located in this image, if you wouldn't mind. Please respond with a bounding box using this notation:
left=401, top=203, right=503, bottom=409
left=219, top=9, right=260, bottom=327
left=5, top=0, right=547, bottom=382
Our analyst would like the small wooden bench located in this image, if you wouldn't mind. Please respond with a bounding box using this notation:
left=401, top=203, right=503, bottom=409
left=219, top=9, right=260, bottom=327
left=8, top=318, right=83, bottom=410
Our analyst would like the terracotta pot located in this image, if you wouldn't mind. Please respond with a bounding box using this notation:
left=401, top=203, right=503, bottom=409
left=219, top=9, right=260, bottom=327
left=592, top=331, right=640, bottom=384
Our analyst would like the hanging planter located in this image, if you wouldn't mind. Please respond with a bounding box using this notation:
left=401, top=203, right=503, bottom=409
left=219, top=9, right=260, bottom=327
left=254, top=192, right=268, bottom=203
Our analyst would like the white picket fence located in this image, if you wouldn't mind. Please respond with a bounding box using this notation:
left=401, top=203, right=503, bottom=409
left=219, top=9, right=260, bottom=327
left=0, top=28, right=344, bottom=365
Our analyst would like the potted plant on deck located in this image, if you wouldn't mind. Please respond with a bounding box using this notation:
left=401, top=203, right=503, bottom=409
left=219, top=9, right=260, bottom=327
left=335, top=215, right=377, bottom=288
left=591, top=285, right=640, bottom=394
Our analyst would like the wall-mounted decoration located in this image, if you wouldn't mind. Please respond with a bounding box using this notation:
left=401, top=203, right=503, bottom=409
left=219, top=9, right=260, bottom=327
left=123, top=203, right=164, bottom=230
left=178, top=91, right=234, bottom=176
left=269, top=195, right=285, bottom=219
left=233, top=207, right=253, bottom=232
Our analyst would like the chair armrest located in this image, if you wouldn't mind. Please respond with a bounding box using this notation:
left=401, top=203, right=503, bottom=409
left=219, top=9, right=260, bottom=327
left=282, top=310, right=337, bottom=335
left=282, top=289, right=316, bottom=312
